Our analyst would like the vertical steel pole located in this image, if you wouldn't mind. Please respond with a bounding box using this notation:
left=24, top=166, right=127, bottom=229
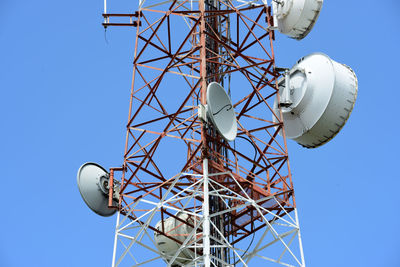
left=111, top=212, right=121, bottom=267
left=199, top=0, right=211, bottom=265
left=295, top=209, right=306, bottom=267
left=202, top=158, right=211, bottom=266
left=104, top=0, right=107, bottom=23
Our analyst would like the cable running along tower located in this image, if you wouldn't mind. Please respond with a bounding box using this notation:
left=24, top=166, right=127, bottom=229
left=77, top=0, right=358, bottom=266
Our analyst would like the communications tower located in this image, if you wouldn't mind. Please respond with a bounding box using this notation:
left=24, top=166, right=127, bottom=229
left=77, top=0, right=358, bottom=266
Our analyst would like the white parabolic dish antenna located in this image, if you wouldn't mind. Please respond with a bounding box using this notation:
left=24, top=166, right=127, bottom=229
left=273, top=53, right=358, bottom=148
left=77, top=162, right=117, bottom=217
left=206, top=82, right=237, bottom=142
left=273, top=0, right=323, bottom=40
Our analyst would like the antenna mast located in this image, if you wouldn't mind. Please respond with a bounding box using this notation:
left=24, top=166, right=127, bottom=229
left=102, top=0, right=306, bottom=266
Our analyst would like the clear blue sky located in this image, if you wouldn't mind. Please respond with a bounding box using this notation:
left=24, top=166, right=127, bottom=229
left=1, top=0, right=399, bottom=266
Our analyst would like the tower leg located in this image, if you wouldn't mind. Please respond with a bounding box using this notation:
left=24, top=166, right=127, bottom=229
left=112, top=212, right=121, bottom=267
left=295, top=209, right=306, bottom=267
left=202, top=159, right=211, bottom=266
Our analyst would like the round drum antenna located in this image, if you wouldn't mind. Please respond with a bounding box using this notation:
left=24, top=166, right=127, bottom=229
left=272, top=0, right=324, bottom=40
left=274, top=53, right=358, bottom=148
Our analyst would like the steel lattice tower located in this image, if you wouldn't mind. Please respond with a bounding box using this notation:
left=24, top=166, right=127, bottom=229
left=103, top=0, right=305, bottom=266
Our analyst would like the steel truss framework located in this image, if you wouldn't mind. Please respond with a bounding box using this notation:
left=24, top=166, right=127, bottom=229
left=106, top=0, right=305, bottom=266
left=112, top=170, right=304, bottom=266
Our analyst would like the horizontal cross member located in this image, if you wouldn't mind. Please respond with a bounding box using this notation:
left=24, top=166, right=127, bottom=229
left=102, top=21, right=142, bottom=27
left=102, top=12, right=142, bottom=18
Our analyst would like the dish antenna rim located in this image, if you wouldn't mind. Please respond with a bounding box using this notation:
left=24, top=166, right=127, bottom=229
left=206, top=82, right=237, bottom=142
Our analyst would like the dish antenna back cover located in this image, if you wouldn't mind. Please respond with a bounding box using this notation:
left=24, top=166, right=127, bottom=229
left=273, top=0, right=323, bottom=40
left=274, top=53, right=358, bottom=148
left=77, top=162, right=117, bottom=217
left=154, top=213, right=198, bottom=265
left=206, top=82, right=237, bottom=141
